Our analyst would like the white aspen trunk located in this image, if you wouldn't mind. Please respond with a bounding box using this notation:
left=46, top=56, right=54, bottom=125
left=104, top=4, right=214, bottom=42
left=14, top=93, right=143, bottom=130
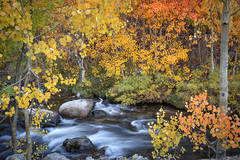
left=219, top=0, right=230, bottom=111
left=210, top=9, right=215, bottom=74
left=217, top=0, right=230, bottom=159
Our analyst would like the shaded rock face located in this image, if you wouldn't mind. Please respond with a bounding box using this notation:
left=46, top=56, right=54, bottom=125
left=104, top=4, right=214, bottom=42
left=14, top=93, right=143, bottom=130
left=38, top=109, right=60, bottom=127
left=59, top=99, right=94, bottom=119
left=19, top=109, right=60, bottom=128
left=43, top=153, right=70, bottom=160
left=63, top=136, right=96, bottom=153
left=5, top=154, right=24, bottom=160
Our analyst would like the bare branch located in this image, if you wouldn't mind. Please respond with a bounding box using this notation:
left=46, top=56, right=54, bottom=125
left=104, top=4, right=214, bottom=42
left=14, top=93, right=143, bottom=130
left=0, top=114, right=7, bottom=124
left=0, top=74, right=27, bottom=94
left=230, top=7, right=240, bottom=16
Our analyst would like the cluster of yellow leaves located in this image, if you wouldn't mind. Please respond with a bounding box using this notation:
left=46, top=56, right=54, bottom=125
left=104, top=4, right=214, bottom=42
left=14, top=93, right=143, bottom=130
left=42, top=75, right=59, bottom=95
left=132, top=39, right=190, bottom=82
left=148, top=108, right=185, bottom=159
left=70, top=0, right=131, bottom=38
left=0, top=94, right=10, bottom=111
left=59, top=35, right=72, bottom=47
left=91, top=29, right=190, bottom=82
left=59, top=73, right=77, bottom=86
left=91, top=30, right=137, bottom=78
left=0, top=0, right=32, bottom=41
left=179, top=91, right=240, bottom=151
left=16, top=137, right=26, bottom=153
left=14, top=86, right=48, bottom=109
left=33, top=39, right=61, bottom=61
left=0, top=94, right=15, bottom=117
left=5, top=107, right=15, bottom=117
left=33, top=143, right=48, bottom=159
left=31, top=109, right=49, bottom=135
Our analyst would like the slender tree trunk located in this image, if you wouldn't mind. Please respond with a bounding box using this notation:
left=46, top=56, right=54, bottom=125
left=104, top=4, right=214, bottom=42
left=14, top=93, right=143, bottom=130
left=210, top=30, right=215, bottom=74
left=81, top=58, right=86, bottom=84
left=210, top=9, right=215, bottom=74
left=142, top=20, right=146, bottom=50
left=219, top=0, right=230, bottom=111
left=217, top=0, right=230, bottom=159
left=232, top=51, right=238, bottom=77
left=78, top=58, right=85, bottom=85
left=11, top=45, right=24, bottom=153
left=24, top=108, right=32, bottom=160
left=23, top=55, right=32, bottom=160
left=198, top=38, right=202, bottom=64
left=11, top=107, right=18, bottom=154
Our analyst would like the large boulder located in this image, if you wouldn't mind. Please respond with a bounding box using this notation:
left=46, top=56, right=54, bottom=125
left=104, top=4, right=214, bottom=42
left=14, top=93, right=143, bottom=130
left=63, top=136, right=96, bottom=153
left=37, top=109, right=60, bottom=127
left=43, top=153, right=70, bottom=160
left=5, top=154, right=24, bottom=160
left=59, top=99, right=94, bottom=119
left=19, top=109, right=60, bottom=128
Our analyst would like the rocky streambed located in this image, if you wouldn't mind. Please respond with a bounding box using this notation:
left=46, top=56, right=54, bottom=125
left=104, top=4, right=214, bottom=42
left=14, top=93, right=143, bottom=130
left=2, top=98, right=238, bottom=160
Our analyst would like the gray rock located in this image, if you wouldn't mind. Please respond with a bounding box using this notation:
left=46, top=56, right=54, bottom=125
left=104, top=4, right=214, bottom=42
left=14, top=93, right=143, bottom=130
left=43, top=153, right=70, bottom=160
left=96, top=156, right=109, bottom=160
left=86, top=157, right=95, bottom=160
left=116, top=156, right=125, bottom=160
left=200, top=155, right=240, bottom=160
left=59, top=99, right=94, bottom=119
left=129, top=154, right=148, bottom=160
left=38, top=109, right=60, bottom=127
left=63, top=136, right=96, bottom=153
left=92, top=110, right=107, bottom=118
left=20, top=109, right=60, bottom=128
left=5, top=154, right=24, bottom=160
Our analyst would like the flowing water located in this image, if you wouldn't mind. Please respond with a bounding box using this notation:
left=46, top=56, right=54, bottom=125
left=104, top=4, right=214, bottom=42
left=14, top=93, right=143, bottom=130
left=41, top=99, right=168, bottom=159
left=0, top=99, right=184, bottom=159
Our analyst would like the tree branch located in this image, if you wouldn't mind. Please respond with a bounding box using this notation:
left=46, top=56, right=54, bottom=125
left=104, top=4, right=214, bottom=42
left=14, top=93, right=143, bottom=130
left=0, top=74, right=27, bottom=94
left=230, top=7, right=240, bottom=16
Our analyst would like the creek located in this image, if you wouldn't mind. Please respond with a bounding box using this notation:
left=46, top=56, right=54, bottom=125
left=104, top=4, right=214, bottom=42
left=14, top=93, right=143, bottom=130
left=0, top=99, right=202, bottom=160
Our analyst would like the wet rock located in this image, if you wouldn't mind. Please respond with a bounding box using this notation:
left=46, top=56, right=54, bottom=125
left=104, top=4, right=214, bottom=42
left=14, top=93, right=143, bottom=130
left=63, top=136, right=96, bottom=153
left=19, top=109, right=60, bottom=128
left=59, top=99, right=94, bottom=119
left=92, top=110, right=107, bottom=118
left=43, top=153, right=70, bottom=160
left=5, top=154, right=24, bottom=160
left=96, top=156, right=109, bottom=160
left=0, top=142, right=10, bottom=153
left=86, top=157, right=95, bottom=160
left=116, top=156, right=125, bottom=160
left=35, top=109, right=60, bottom=127
left=0, top=148, right=12, bottom=160
left=128, top=154, right=149, bottom=160
left=200, top=155, right=240, bottom=160
left=0, top=123, right=11, bottom=137
left=103, top=106, right=123, bottom=116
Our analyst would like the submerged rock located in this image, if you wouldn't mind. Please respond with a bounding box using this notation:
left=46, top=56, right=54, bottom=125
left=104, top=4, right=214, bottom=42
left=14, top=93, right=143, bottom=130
left=59, top=99, right=94, bottom=119
left=43, top=153, right=70, bottom=160
left=5, top=154, right=24, bottom=160
left=63, top=136, right=96, bottom=153
left=91, top=110, right=107, bottom=119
